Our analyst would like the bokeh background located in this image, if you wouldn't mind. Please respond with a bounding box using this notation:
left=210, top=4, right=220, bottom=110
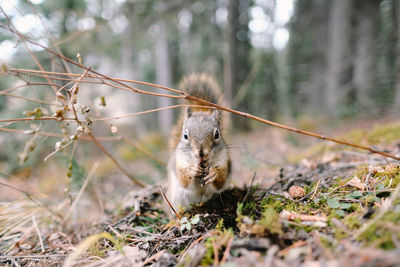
left=1, top=0, right=400, bottom=221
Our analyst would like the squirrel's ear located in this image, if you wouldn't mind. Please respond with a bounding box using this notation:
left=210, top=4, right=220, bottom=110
left=185, top=107, right=192, bottom=119
left=212, top=108, right=221, bottom=121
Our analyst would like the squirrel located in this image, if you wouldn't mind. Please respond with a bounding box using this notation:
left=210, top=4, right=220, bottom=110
left=165, top=73, right=231, bottom=214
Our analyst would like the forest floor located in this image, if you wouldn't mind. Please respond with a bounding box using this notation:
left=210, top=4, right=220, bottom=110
left=1, top=118, right=400, bottom=266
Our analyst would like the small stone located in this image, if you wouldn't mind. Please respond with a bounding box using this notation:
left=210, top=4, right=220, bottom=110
left=288, top=185, right=306, bottom=199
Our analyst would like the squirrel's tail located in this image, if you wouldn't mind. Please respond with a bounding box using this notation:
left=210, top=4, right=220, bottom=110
left=178, top=73, right=230, bottom=113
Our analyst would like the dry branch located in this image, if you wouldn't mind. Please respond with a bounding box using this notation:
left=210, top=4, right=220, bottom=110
left=0, top=127, right=120, bottom=141
left=0, top=7, right=59, bottom=95
left=88, top=131, right=145, bottom=187
left=6, top=67, right=400, bottom=161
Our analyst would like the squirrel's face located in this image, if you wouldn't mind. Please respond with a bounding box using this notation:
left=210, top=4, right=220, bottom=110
left=180, top=108, right=223, bottom=162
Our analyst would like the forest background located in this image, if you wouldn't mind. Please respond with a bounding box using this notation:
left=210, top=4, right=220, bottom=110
left=1, top=0, right=400, bottom=250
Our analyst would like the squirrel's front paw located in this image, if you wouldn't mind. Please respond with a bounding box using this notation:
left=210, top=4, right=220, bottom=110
left=203, top=166, right=217, bottom=185
left=189, top=163, right=203, bottom=179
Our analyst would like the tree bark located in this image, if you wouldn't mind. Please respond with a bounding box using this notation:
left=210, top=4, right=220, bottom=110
left=308, top=0, right=329, bottom=112
left=225, top=0, right=239, bottom=104
left=394, top=0, right=400, bottom=110
left=325, top=0, right=353, bottom=114
left=353, top=0, right=379, bottom=111
left=155, top=20, right=173, bottom=136
left=225, top=0, right=251, bottom=128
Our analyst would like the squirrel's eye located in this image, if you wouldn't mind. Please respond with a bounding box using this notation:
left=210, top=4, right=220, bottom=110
left=183, top=130, right=189, bottom=140
left=214, top=129, right=219, bottom=140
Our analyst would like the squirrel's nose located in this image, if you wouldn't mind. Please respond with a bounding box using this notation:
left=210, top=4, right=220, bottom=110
left=199, top=148, right=204, bottom=159
left=198, top=147, right=209, bottom=161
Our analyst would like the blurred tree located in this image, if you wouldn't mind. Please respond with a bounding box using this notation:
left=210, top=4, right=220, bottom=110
left=353, top=0, right=380, bottom=111
left=287, top=0, right=314, bottom=117
left=226, top=0, right=251, bottom=127
left=155, top=19, right=173, bottom=136
left=308, top=0, right=329, bottom=113
left=394, top=0, right=400, bottom=110
left=325, top=0, right=353, bottom=115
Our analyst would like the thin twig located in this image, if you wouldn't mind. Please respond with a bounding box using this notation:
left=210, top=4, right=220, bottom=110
left=1, top=92, right=63, bottom=106
left=0, top=7, right=58, bottom=95
left=88, top=131, right=145, bottom=187
left=211, top=234, right=219, bottom=266
left=243, top=172, right=256, bottom=203
left=93, top=104, right=211, bottom=121
left=62, top=161, right=99, bottom=223
left=32, top=215, right=45, bottom=253
left=0, top=127, right=121, bottom=141
left=311, top=179, right=322, bottom=201
left=159, top=185, right=180, bottom=220
left=0, top=82, right=63, bottom=95
left=8, top=67, right=400, bottom=161
left=220, top=237, right=233, bottom=264
left=44, top=140, right=73, bottom=162
left=0, top=116, right=76, bottom=123
left=0, top=255, right=67, bottom=259
left=0, top=181, right=62, bottom=219
left=139, top=250, right=166, bottom=267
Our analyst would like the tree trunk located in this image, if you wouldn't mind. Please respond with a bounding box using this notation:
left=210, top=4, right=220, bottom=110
left=155, top=20, right=173, bottom=136
left=394, top=0, right=400, bottom=110
left=308, top=0, right=329, bottom=112
left=287, top=0, right=314, bottom=117
left=224, top=0, right=239, bottom=104
left=325, top=0, right=353, bottom=114
left=225, top=0, right=251, bottom=128
left=353, top=0, right=379, bottom=111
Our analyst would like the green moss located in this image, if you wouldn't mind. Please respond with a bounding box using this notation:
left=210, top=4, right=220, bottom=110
left=260, top=207, right=282, bottom=235
left=200, top=228, right=234, bottom=266
left=381, top=166, right=400, bottom=188
left=333, top=228, right=349, bottom=240
left=243, top=201, right=257, bottom=216
left=261, top=195, right=322, bottom=218
left=260, top=195, right=283, bottom=211
left=344, top=124, right=400, bottom=146
left=350, top=164, right=400, bottom=189
left=298, top=123, right=400, bottom=162
left=201, top=237, right=215, bottom=266
left=320, top=235, right=336, bottom=249
left=215, top=219, right=224, bottom=231
left=367, top=124, right=400, bottom=144
left=356, top=211, right=400, bottom=250
left=343, top=214, right=362, bottom=230
left=361, top=222, right=395, bottom=250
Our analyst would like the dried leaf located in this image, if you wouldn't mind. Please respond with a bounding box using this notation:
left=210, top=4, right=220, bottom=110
left=191, top=215, right=200, bottom=224
left=347, top=177, right=365, bottom=190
